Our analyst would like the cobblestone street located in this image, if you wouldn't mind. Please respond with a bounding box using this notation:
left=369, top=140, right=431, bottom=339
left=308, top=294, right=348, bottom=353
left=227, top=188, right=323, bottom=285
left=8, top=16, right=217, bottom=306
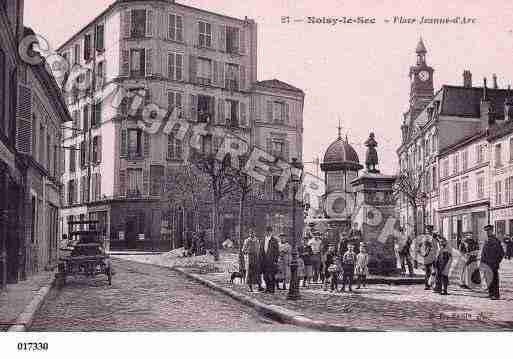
left=29, top=259, right=300, bottom=331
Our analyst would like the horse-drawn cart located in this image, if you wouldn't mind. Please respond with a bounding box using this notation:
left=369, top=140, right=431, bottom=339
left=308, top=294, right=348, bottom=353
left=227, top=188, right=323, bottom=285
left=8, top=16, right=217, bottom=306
left=56, top=219, right=112, bottom=287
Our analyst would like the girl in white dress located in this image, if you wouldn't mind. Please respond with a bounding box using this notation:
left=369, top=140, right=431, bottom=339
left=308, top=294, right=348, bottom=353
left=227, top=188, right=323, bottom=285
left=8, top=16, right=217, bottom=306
left=355, top=243, right=369, bottom=289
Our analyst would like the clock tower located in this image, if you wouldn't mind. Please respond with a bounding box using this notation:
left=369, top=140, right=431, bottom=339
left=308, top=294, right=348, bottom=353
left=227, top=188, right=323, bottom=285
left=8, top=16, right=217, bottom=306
left=408, top=37, right=434, bottom=121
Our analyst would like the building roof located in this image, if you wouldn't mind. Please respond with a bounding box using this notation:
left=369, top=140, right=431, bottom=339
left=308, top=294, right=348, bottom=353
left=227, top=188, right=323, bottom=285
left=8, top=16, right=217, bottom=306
left=440, top=85, right=510, bottom=119
left=322, top=136, right=360, bottom=166
left=439, top=130, right=486, bottom=156
left=254, top=79, right=304, bottom=94
left=488, top=119, right=513, bottom=141
left=416, top=37, right=427, bottom=53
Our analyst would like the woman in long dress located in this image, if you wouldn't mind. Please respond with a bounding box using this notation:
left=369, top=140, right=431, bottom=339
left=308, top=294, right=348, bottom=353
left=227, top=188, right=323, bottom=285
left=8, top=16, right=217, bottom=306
left=242, top=230, right=262, bottom=292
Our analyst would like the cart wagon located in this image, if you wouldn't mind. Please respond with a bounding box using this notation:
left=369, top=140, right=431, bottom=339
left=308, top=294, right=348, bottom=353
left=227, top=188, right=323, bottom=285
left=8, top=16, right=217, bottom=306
left=56, top=219, right=113, bottom=287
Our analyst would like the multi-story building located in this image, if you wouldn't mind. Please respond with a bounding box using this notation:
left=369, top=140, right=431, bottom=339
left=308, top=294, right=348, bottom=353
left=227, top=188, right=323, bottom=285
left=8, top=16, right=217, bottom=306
left=57, top=0, right=304, bottom=249
left=0, top=0, right=25, bottom=290
left=397, top=38, right=513, bottom=244
left=487, top=98, right=513, bottom=238
left=1, top=0, right=69, bottom=291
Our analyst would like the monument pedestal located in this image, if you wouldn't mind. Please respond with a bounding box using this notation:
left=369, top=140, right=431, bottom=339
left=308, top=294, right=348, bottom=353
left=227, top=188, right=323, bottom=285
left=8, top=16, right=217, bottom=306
left=351, top=172, right=398, bottom=275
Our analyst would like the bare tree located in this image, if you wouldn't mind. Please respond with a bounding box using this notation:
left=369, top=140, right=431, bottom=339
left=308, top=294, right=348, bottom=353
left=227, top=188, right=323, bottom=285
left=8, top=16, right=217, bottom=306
left=393, top=166, right=428, bottom=236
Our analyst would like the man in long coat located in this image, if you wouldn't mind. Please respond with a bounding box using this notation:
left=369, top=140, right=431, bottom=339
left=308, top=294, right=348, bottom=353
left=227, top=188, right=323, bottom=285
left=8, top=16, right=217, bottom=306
left=260, top=226, right=280, bottom=293
left=481, top=224, right=505, bottom=300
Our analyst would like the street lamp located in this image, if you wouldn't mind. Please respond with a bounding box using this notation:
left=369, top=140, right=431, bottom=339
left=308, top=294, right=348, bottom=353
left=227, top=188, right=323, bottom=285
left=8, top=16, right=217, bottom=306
left=288, top=158, right=303, bottom=301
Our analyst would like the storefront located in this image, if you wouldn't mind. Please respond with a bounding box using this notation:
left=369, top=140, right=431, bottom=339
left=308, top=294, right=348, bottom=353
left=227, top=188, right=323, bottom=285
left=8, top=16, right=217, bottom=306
left=439, top=203, right=488, bottom=247
left=491, top=206, right=513, bottom=238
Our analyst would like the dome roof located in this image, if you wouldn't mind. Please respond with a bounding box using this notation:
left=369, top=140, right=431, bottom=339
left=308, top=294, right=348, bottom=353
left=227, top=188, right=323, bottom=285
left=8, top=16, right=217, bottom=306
left=321, top=136, right=362, bottom=171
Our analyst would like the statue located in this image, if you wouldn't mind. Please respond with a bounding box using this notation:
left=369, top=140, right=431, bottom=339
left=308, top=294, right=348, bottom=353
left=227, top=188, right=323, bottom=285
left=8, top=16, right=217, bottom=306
left=365, top=132, right=379, bottom=173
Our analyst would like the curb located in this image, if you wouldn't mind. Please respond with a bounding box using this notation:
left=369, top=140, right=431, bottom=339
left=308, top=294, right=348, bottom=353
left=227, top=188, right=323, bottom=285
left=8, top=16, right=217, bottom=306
left=172, top=267, right=375, bottom=332
left=7, top=274, right=56, bottom=332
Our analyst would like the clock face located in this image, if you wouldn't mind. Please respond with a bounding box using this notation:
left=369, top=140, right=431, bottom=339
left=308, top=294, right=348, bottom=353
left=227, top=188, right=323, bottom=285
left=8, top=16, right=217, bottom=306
left=419, top=70, right=430, bottom=82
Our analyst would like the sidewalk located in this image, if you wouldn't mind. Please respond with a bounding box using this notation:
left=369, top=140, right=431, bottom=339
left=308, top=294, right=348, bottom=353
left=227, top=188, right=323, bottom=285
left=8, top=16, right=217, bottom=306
left=0, top=270, right=56, bottom=331
left=116, top=250, right=513, bottom=331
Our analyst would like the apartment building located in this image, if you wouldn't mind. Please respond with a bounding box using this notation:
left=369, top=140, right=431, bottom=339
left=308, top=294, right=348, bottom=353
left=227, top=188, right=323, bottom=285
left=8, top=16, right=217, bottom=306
left=57, top=0, right=304, bottom=249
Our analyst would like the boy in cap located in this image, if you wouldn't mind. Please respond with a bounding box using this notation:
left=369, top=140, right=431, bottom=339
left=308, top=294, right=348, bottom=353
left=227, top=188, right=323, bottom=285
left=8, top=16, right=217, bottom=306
left=434, top=237, right=452, bottom=295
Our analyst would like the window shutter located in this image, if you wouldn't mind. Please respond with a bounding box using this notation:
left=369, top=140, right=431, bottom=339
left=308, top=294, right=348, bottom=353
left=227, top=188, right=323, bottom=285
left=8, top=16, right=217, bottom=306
left=144, top=132, right=151, bottom=157
left=121, top=47, right=129, bottom=77
left=97, top=174, right=102, bottom=200
left=83, top=105, right=89, bottom=130
left=217, top=98, right=225, bottom=125
left=166, top=52, right=172, bottom=79
left=122, top=10, right=131, bottom=38
left=98, top=135, right=102, bottom=163
left=240, top=28, right=246, bottom=55
left=189, top=55, right=197, bottom=83
left=146, top=9, right=154, bottom=37
left=91, top=174, right=96, bottom=202
left=219, top=62, right=225, bottom=89
left=85, top=140, right=90, bottom=166
left=146, top=49, right=153, bottom=77
left=168, top=91, right=174, bottom=110
left=121, top=128, right=127, bottom=157
left=16, top=84, right=33, bottom=154
left=143, top=169, right=149, bottom=195
left=283, top=102, right=289, bottom=123
left=119, top=170, right=126, bottom=196
left=284, top=140, right=290, bottom=162
left=213, top=61, right=218, bottom=86
left=189, top=94, right=197, bottom=122
left=240, top=102, right=247, bottom=127
left=94, top=101, right=102, bottom=127
left=266, top=100, right=273, bottom=122
left=240, top=65, right=246, bottom=91
left=225, top=101, right=231, bottom=124
left=218, top=25, right=226, bottom=52
left=176, top=54, right=183, bottom=81
left=210, top=96, right=216, bottom=124
left=156, top=47, right=163, bottom=77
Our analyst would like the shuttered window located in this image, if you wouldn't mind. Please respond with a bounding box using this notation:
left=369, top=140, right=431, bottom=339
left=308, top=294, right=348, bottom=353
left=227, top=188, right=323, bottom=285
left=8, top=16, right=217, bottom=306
left=95, top=24, right=105, bottom=50
left=16, top=84, right=33, bottom=154
left=168, top=14, right=183, bottom=42
left=93, top=135, right=102, bottom=164
left=199, top=21, right=212, bottom=48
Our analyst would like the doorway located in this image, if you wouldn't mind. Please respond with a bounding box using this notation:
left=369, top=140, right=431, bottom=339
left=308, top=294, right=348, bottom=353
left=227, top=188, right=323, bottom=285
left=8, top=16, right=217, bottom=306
left=126, top=216, right=137, bottom=249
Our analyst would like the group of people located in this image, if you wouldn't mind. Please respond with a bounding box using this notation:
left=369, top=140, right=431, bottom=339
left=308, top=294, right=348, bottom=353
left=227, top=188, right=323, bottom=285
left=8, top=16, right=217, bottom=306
left=241, top=226, right=370, bottom=293
left=399, top=224, right=506, bottom=300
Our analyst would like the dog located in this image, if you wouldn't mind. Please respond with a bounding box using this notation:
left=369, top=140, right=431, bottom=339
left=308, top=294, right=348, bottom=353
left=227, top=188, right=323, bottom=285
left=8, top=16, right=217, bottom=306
left=230, top=270, right=246, bottom=284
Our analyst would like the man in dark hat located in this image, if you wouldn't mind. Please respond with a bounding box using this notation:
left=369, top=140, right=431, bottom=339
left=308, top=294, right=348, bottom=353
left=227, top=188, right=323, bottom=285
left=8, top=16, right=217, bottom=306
left=481, top=224, right=505, bottom=300
left=260, top=226, right=280, bottom=293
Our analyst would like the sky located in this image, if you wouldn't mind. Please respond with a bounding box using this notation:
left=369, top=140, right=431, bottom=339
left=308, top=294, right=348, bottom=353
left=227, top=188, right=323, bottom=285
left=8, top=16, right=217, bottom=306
left=24, top=0, right=513, bottom=175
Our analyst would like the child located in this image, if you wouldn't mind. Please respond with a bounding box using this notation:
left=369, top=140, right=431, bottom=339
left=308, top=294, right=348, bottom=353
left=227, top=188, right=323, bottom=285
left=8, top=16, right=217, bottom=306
left=323, top=246, right=336, bottom=291
left=341, top=244, right=356, bottom=292
left=355, top=243, right=369, bottom=289
left=328, top=258, right=339, bottom=292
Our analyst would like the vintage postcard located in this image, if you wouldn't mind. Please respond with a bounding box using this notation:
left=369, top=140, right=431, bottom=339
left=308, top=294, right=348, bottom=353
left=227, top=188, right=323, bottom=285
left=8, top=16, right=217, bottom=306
left=1, top=0, right=513, bottom=357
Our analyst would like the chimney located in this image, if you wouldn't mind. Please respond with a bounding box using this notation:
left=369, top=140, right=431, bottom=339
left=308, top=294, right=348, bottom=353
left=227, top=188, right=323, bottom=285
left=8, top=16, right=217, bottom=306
left=481, top=77, right=493, bottom=128
left=505, top=85, right=513, bottom=121
left=493, top=73, right=499, bottom=89
left=463, top=70, right=472, bottom=88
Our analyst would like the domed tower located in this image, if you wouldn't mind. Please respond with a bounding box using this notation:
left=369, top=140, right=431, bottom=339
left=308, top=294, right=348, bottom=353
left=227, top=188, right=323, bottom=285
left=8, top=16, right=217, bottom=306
left=320, top=125, right=363, bottom=221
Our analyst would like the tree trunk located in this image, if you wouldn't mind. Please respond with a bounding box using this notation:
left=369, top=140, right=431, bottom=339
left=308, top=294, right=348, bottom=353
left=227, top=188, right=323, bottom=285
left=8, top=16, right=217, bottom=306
left=212, top=192, right=220, bottom=261
left=412, top=203, right=418, bottom=237
left=238, top=192, right=245, bottom=273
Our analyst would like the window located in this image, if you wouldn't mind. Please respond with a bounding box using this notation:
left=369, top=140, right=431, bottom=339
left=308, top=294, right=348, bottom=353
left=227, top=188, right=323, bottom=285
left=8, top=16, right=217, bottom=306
left=425, top=171, right=431, bottom=192
left=453, top=153, right=459, bottom=174
left=426, top=138, right=430, bottom=156
left=80, top=141, right=88, bottom=168
left=150, top=165, right=164, bottom=196
left=92, top=136, right=101, bottom=163
left=225, top=99, right=239, bottom=127
left=167, top=91, right=183, bottom=112
left=69, top=145, right=76, bottom=172
left=496, top=220, right=506, bottom=236
left=127, top=169, right=143, bottom=196
left=443, top=159, right=449, bottom=178
left=495, top=181, right=503, bottom=205
left=92, top=101, right=102, bottom=127
left=443, top=186, right=449, bottom=206
left=131, top=9, right=147, bottom=38
left=167, top=131, right=182, bottom=160
left=197, top=95, right=215, bottom=123
left=95, top=24, right=105, bottom=50
left=68, top=179, right=76, bottom=205
left=462, top=150, right=468, bottom=170
left=226, top=26, right=240, bottom=54
left=168, top=52, right=183, bottom=81
left=73, top=43, right=81, bottom=64
left=84, top=33, right=92, bottom=61
left=83, top=105, right=89, bottom=131
left=432, top=134, right=437, bottom=153
left=128, top=129, right=143, bottom=159
left=477, top=144, right=486, bottom=163
left=432, top=166, right=437, bottom=190
left=462, top=180, right=469, bottom=203
left=96, top=61, right=105, bottom=89
left=196, top=57, right=212, bottom=85
left=168, top=14, right=183, bottom=41
left=91, top=173, right=102, bottom=201
left=225, top=63, right=239, bottom=90
left=198, top=21, right=212, bottom=48
left=130, top=49, right=146, bottom=77
left=506, top=176, right=513, bottom=204
left=510, top=138, right=513, bottom=163
left=495, top=144, right=502, bottom=168
left=453, top=182, right=460, bottom=205
left=477, top=175, right=485, bottom=199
